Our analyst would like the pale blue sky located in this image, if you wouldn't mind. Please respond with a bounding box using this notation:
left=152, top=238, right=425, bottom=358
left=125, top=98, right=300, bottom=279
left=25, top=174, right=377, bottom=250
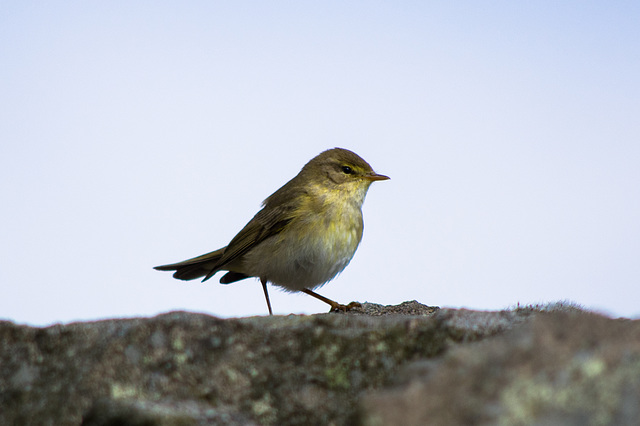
left=2, top=2, right=639, bottom=325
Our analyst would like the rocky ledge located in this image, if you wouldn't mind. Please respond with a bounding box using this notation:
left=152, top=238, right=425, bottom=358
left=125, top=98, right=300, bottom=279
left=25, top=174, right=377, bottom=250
left=1, top=301, right=639, bottom=425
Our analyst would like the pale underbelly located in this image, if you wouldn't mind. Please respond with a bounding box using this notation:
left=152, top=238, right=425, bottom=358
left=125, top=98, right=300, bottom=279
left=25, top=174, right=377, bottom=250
left=241, top=221, right=362, bottom=291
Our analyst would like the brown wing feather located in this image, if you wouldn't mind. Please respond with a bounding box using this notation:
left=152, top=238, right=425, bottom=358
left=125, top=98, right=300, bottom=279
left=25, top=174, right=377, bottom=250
left=211, top=175, right=307, bottom=273
left=202, top=202, right=297, bottom=281
left=155, top=172, right=307, bottom=282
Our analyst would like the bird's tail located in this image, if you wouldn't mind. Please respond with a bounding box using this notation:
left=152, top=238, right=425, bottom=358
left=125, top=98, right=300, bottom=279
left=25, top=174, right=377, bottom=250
left=154, top=247, right=226, bottom=282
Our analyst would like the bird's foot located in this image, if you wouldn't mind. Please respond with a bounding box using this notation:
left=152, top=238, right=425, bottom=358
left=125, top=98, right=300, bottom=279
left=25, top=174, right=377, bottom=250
left=329, top=301, right=362, bottom=313
left=300, top=289, right=361, bottom=313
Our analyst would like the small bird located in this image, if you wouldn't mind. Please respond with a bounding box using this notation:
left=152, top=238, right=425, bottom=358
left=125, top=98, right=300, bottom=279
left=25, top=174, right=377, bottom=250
left=154, top=148, right=389, bottom=315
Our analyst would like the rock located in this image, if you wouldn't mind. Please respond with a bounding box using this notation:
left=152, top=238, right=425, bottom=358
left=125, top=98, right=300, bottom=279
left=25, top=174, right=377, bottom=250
left=0, top=301, right=638, bottom=425
left=359, top=308, right=640, bottom=426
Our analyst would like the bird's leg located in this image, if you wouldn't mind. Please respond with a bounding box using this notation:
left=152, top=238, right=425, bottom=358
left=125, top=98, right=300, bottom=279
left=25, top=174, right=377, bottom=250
left=261, top=279, right=273, bottom=316
left=301, top=289, right=361, bottom=312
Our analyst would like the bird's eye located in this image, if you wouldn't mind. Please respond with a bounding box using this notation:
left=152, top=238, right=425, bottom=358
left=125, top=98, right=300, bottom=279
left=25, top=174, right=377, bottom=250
left=341, top=166, right=354, bottom=174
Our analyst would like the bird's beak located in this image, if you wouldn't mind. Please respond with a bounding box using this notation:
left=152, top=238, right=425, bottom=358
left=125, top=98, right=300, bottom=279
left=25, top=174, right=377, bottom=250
left=363, top=172, right=390, bottom=181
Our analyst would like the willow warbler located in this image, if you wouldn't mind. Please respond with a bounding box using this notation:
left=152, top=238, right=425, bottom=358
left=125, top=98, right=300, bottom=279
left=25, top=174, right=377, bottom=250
left=154, top=147, right=389, bottom=315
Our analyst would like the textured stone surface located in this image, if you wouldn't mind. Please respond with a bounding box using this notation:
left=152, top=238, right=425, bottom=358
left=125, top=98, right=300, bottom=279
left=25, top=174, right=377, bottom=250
left=1, top=301, right=638, bottom=425
left=360, top=309, right=640, bottom=426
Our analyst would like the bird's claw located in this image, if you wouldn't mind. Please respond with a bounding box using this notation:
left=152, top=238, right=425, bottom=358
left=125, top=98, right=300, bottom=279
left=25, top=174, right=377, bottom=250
left=329, top=301, right=362, bottom=313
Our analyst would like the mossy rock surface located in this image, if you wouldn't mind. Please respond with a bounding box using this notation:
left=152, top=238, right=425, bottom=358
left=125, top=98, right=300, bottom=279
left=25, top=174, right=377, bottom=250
left=1, top=301, right=638, bottom=425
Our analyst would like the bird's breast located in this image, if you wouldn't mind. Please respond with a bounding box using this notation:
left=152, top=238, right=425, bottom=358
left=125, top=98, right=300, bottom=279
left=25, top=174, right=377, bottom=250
left=242, top=199, right=364, bottom=291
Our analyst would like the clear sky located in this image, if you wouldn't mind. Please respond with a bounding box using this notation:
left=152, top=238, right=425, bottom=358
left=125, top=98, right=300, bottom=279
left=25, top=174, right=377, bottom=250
left=2, top=2, right=639, bottom=325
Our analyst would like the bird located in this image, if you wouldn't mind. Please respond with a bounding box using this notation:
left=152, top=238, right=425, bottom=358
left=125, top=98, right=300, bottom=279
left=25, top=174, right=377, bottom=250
left=154, top=147, right=389, bottom=315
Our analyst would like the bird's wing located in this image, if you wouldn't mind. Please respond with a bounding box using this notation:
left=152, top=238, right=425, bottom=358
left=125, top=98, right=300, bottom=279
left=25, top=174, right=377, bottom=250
left=212, top=177, right=307, bottom=274
left=213, top=202, right=297, bottom=272
left=155, top=178, right=307, bottom=282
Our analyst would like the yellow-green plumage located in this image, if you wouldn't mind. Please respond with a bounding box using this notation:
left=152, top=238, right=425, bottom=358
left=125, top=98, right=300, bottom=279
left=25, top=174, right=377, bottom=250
left=154, top=147, right=388, bottom=314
